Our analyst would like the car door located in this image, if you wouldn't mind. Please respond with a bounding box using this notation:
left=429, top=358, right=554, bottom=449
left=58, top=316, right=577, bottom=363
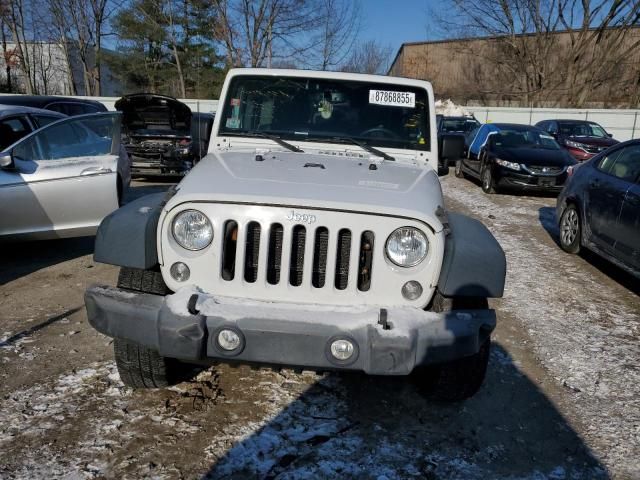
left=609, top=145, right=640, bottom=269
left=0, top=113, right=121, bottom=239
left=585, top=147, right=633, bottom=255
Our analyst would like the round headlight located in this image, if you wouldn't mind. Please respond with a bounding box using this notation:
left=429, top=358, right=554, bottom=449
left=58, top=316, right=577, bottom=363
left=172, top=209, right=213, bottom=251
left=385, top=227, right=428, bottom=267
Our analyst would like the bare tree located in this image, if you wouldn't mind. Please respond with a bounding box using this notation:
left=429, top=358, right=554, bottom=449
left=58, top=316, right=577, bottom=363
left=1, top=0, right=37, bottom=93
left=49, top=0, right=112, bottom=95
left=210, top=0, right=324, bottom=68
left=315, top=0, right=361, bottom=71
left=430, top=0, right=640, bottom=107
left=341, top=40, right=392, bottom=75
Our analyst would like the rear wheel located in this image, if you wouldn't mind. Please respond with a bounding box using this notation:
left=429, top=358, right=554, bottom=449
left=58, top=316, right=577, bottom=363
left=114, top=267, right=184, bottom=388
left=559, top=204, right=581, bottom=254
left=413, top=292, right=491, bottom=402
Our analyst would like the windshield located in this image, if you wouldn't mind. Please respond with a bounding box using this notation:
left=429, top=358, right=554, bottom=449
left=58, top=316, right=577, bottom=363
left=558, top=122, right=608, bottom=138
left=442, top=118, right=478, bottom=133
left=218, top=75, right=430, bottom=151
left=492, top=129, right=560, bottom=150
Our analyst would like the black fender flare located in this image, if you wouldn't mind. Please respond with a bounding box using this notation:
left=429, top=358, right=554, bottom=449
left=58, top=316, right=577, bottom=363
left=93, top=189, right=175, bottom=269
left=437, top=212, right=506, bottom=298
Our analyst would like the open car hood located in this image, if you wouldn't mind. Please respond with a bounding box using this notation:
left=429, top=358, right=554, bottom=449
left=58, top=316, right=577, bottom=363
left=115, top=94, right=191, bottom=135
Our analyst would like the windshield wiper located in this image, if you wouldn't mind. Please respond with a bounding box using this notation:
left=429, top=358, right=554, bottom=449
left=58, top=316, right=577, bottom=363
left=328, top=136, right=395, bottom=161
left=247, top=131, right=304, bottom=152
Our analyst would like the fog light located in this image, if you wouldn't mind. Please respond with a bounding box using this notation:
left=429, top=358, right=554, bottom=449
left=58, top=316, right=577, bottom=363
left=170, top=262, right=190, bottom=282
left=330, top=339, right=355, bottom=361
left=402, top=281, right=423, bottom=300
left=217, top=329, right=241, bottom=351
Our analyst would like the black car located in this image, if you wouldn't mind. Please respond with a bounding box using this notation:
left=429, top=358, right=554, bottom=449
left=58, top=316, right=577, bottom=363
left=557, top=139, right=640, bottom=278
left=0, top=95, right=107, bottom=116
left=456, top=123, right=577, bottom=194
left=116, top=94, right=214, bottom=177
left=536, top=119, right=619, bottom=162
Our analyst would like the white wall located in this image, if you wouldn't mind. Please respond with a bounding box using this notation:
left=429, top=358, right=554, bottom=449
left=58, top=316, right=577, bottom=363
left=466, top=106, right=640, bottom=141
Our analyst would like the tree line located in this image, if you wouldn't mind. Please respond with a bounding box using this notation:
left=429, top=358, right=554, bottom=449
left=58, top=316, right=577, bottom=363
left=0, top=0, right=392, bottom=98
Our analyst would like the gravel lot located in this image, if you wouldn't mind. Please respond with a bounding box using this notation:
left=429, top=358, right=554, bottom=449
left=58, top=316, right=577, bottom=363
left=1, top=175, right=638, bottom=479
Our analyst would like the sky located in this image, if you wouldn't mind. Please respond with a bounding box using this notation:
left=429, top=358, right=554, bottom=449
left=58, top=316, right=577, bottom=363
left=358, top=0, right=442, bottom=56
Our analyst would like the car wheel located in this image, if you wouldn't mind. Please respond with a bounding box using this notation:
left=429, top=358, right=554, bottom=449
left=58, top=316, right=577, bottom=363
left=114, top=338, right=184, bottom=388
left=559, top=204, right=581, bottom=254
left=114, top=267, right=187, bottom=388
left=481, top=166, right=496, bottom=194
left=412, top=292, right=491, bottom=402
left=454, top=160, right=465, bottom=178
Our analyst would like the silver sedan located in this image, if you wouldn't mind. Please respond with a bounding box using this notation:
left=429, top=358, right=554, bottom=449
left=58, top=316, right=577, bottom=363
left=0, top=112, right=130, bottom=240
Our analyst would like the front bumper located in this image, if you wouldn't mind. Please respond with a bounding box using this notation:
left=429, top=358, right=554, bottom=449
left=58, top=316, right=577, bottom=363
left=494, top=167, right=566, bottom=193
left=85, top=285, right=496, bottom=375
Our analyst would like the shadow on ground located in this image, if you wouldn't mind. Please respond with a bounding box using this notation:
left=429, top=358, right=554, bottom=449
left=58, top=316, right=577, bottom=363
left=539, top=206, right=640, bottom=295
left=203, top=343, right=607, bottom=479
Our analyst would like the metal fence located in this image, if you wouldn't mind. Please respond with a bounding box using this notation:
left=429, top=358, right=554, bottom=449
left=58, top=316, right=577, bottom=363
left=466, top=106, right=640, bottom=141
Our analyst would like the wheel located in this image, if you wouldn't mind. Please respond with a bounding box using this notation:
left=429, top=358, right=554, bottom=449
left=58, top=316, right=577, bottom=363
left=454, top=159, right=465, bottom=178
left=117, top=266, right=171, bottom=295
left=559, top=204, right=581, bottom=254
left=114, top=338, right=183, bottom=388
left=114, top=267, right=184, bottom=388
left=429, top=338, right=491, bottom=402
left=481, top=165, right=496, bottom=194
left=413, top=292, right=491, bottom=402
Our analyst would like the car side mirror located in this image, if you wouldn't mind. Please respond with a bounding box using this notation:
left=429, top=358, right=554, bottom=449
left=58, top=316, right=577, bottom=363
left=0, top=153, right=14, bottom=169
left=439, top=134, right=464, bottom=165
left=607, top=133, right=613, bottom=138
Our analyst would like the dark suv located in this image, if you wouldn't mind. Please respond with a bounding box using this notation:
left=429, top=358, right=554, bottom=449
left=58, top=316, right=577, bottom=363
left=0, top=95, right=107, bottom=116
left=536, top=119, right=619, bottom=161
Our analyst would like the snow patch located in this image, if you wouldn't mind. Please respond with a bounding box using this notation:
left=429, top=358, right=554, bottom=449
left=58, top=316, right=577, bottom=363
left=435, top=99, right=471, bottom=117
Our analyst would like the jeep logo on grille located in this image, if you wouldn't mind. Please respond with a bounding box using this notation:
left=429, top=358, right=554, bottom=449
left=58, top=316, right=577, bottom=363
left=286, top=210, right=316, bottom=224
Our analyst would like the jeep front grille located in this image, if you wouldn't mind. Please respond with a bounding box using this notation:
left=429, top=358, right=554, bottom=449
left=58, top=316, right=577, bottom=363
left=220, top=221, right=374, bottom=292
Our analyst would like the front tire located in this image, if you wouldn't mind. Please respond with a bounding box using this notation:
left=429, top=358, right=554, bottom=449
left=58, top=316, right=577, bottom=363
left=414, top=292, right=491, bottom=402
left=559, top=204, right=581, bottom=254
left=114, top=267, right=184, bottom=388
left=114, top=338, right=181, bottom=388
left=481, top=165, right=497, bottom=194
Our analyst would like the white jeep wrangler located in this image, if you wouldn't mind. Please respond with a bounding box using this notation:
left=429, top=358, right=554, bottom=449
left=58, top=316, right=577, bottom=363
left=86, top=69, right=506, bottom=401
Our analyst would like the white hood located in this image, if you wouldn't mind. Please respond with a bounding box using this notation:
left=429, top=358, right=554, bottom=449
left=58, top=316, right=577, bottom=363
left=167, top=148, right=446, bottom=231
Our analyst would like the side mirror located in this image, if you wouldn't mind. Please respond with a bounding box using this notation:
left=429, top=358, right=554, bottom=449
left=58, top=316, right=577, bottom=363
left=439, top=134, right=465, bottom=166
left=0, top=153, right=14, bottom=169
left=607, top=133, right=613, bottom=138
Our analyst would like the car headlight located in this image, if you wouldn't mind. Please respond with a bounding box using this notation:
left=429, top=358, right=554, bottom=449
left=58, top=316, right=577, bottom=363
left=172, top=209, right=213, bottom=251
left=385, top=227, right=428, bottom=267
left=565, top=140, right=587, bottom=150
left=495, top=158, right=521, bottom=171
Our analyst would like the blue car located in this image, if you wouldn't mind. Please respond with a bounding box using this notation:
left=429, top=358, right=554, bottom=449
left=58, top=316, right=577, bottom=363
left=556, top=139, right=640, bottom=278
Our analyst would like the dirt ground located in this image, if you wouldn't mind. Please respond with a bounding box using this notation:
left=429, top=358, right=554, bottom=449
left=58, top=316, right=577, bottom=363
left=1, top=174, right=638, bottom=479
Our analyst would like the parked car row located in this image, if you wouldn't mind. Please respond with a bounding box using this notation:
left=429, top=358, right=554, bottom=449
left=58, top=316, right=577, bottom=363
left=0, top=93, right=215, bottom=241
left=445, top=115, right=638, bottom=278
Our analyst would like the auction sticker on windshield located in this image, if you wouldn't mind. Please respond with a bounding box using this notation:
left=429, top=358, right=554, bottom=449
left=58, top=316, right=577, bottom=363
left=369, top=90, right=415, bottom=108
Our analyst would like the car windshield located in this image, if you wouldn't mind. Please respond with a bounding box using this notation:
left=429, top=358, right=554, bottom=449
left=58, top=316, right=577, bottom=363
left=442, top=118, right=478, bottom=133
left=492, top=129, right=560, bottom=150
left=559, top=122, right=608, bottom=138
left=218, top=75, right=430, bottom=151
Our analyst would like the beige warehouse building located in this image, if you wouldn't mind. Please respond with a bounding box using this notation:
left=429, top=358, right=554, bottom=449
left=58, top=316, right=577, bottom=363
left=389, top=27, right=640, bottom=108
